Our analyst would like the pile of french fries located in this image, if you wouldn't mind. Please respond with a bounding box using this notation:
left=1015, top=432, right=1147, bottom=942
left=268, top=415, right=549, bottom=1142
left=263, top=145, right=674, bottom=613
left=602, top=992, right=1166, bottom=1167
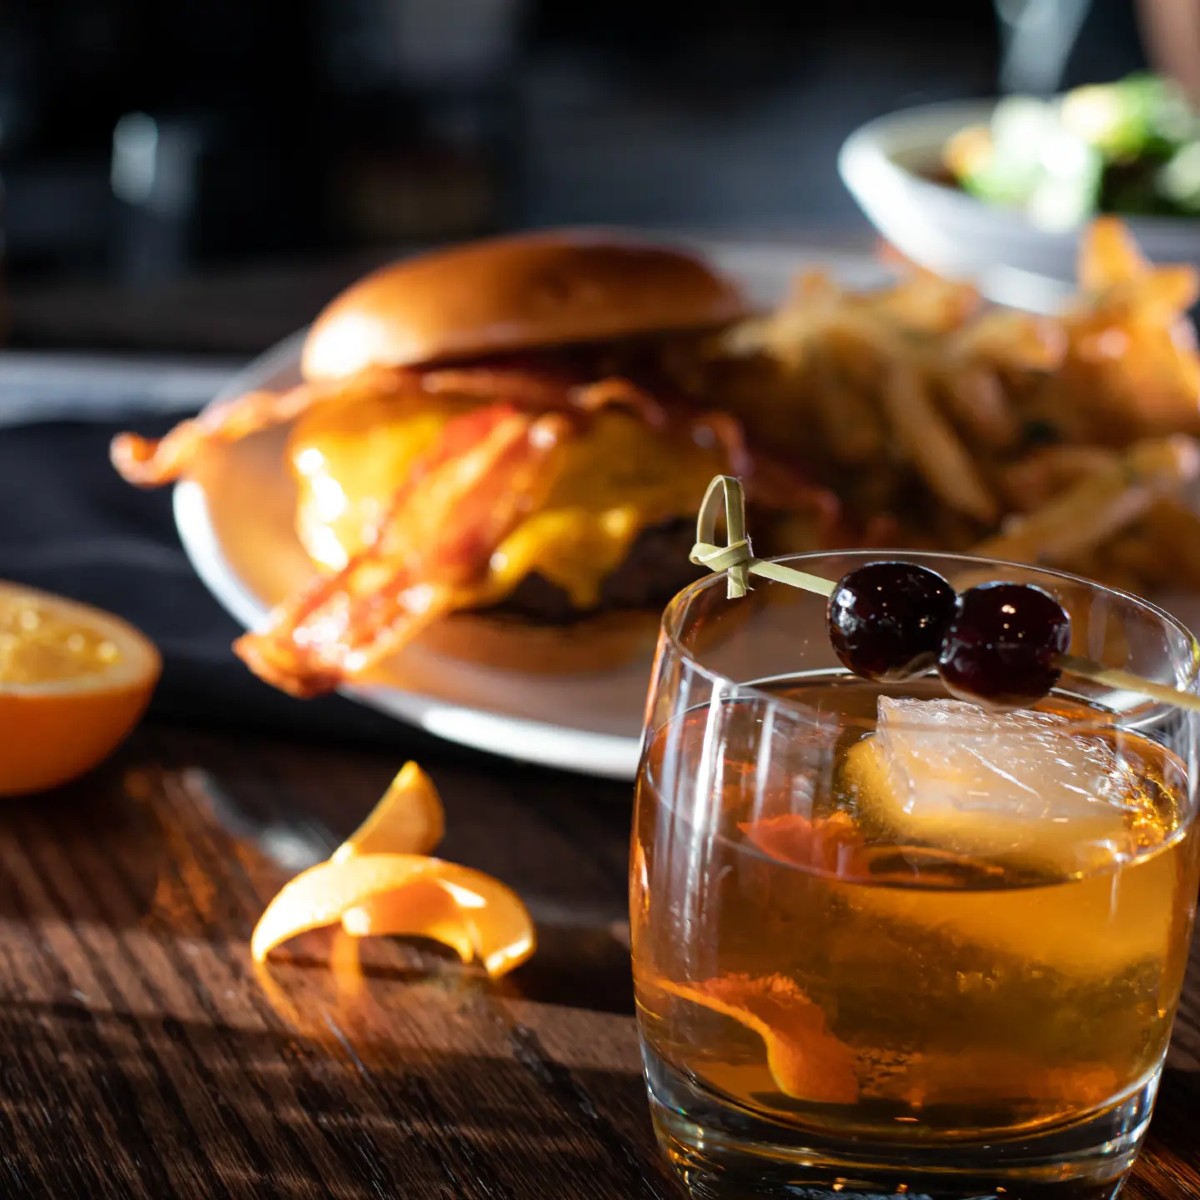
left=719, top=218, right=1200, bottom=596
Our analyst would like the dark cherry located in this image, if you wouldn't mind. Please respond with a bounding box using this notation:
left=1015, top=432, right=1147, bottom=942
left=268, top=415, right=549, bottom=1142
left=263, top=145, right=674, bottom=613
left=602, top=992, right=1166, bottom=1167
left=827, top=562, right=957, bottom=681
left=937, top=582, right=1071, bottom=709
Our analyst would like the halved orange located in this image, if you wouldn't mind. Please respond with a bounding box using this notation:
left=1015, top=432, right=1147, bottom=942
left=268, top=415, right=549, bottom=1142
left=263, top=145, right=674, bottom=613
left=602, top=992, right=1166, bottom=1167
left=0, top=582, right=161, bottom=795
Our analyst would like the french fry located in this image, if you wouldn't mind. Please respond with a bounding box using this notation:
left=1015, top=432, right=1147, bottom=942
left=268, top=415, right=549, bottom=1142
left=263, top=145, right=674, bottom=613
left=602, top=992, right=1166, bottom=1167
left=722, top=306, right=825, bottom=364
left=995, top=445, right=1118, bottom=512
left=867, top=272, right=981, bottom=335
left=1137, top=497, right=1200, bottom=590
left=1102, top=267, right=1199, bottom=324
left=809, top=348, right=886, bottom=463
left=724, top=271, right=845, bottom=363
left=936, top=366, right=1020, bottom=451
left=1077, top=217, right=1198, bottom=318
left=948, top=308, right=1065, bottom=373
left=1078, top=217, right=1147, bottom=294
left=973, top=437, right=1200, bottom=565
left=879, top=361, right=999, bottom=524
left=1068, top=217, right=1200, bottom=441
left=1063, top=319, right=1200, bottom=440
left=820, top=317, right=891, bottom=391
left=720, top=313, right=781, bottom=359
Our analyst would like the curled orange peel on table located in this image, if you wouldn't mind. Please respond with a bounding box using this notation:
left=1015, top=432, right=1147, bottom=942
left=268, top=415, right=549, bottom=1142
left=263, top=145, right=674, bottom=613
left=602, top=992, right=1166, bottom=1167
left=332, top=761, right=445, bottom=861
left=656, top=973, right=860, bottom=1105
left=250, top=762, right=536, bottom=978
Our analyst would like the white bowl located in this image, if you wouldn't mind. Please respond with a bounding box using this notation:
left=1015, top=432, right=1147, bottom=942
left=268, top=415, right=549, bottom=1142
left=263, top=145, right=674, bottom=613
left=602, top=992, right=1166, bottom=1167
left=838, top=99, right=1200, bottom=311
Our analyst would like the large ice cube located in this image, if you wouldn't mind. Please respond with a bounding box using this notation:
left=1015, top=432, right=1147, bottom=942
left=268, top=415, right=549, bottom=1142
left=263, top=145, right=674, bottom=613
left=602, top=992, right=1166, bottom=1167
left=839, top=698, right=1182, bottom=973
left=844, top=697, right=1141, bottom=873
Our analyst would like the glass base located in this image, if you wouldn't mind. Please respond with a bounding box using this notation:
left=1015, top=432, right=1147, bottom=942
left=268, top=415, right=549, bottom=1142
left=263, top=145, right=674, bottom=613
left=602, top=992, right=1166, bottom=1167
left=645, top=1050, right=1157, bottom=1200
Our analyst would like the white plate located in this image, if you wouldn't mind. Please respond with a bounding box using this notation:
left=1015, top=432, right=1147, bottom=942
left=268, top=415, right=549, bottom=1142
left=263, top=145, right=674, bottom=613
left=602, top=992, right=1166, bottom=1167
left=172, top=242, right=887, bottom=780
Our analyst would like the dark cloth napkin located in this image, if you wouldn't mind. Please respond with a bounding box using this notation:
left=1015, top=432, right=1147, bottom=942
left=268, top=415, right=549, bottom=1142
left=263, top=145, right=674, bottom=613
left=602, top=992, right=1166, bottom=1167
left=2, top=405, right=428, bottom=753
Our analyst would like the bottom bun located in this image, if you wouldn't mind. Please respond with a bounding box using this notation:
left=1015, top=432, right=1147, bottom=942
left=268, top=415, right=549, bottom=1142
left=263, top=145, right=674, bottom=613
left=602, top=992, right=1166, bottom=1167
left=413, top=609, right=661, bottom=674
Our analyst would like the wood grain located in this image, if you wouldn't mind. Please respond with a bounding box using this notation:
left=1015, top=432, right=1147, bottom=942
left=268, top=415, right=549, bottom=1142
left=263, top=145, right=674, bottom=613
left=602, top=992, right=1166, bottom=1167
left=0, top=727, right=672, bottom=1199
left=0, top=724, right=1194, bottom=1198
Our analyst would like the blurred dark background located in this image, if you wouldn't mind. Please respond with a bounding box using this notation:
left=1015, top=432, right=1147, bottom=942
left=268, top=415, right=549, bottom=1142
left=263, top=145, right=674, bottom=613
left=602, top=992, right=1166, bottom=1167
left=0, top=0, right=1151, bottom=341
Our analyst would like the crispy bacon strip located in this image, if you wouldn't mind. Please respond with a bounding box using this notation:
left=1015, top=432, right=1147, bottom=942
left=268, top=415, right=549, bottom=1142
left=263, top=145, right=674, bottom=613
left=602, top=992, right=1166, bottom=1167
left=696, top=409, right=842, bottom=541
left=111, top=365, right=417, bottom=487
left=424, top=365, right=674, bottom=430
left=572, top=376, right=671, bottom=429
left=235, top=404, right=571, bottom=696
left=438, top=369, right=824, bottom=522
left=428, top=364, right=702, bottom=435
left=111, top=353, right=677, bottom=488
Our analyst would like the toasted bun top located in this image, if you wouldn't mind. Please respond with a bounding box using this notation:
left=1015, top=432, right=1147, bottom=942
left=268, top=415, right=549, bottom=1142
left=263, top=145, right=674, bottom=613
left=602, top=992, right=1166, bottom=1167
left=300, top=228, right=748, bottom=381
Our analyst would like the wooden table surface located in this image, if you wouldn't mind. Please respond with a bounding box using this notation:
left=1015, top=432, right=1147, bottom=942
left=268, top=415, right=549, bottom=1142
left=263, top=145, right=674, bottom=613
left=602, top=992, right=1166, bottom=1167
left=0, top=723, right=1193, bottom=1199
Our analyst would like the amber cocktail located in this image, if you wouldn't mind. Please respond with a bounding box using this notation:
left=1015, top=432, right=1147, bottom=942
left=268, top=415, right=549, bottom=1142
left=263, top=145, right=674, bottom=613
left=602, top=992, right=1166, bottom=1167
left=632, top=553, right=1200, bottom=1199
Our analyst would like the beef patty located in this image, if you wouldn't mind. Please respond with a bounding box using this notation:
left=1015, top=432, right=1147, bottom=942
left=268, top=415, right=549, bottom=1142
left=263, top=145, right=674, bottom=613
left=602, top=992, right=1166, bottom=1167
left=476, top=518, right=702, bottom=625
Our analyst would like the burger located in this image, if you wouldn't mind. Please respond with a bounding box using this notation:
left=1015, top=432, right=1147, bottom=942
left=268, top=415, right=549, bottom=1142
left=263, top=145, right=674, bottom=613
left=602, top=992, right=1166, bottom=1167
left=113, top=229, right=834, bottom=696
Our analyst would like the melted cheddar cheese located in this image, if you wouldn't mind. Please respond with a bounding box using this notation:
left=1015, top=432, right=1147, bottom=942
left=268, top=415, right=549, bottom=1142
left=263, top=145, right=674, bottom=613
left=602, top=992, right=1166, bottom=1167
left=287, top=392, right=725, bottom=610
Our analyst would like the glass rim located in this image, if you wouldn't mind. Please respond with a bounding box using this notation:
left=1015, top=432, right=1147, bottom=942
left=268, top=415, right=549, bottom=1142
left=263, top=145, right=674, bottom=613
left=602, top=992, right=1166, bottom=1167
left=660, top=548, right=1200, bottom=728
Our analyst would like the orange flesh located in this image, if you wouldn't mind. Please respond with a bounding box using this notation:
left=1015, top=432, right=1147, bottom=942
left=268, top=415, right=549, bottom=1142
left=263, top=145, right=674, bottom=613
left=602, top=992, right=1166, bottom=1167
left=0, top=598, right=122, bottom=684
